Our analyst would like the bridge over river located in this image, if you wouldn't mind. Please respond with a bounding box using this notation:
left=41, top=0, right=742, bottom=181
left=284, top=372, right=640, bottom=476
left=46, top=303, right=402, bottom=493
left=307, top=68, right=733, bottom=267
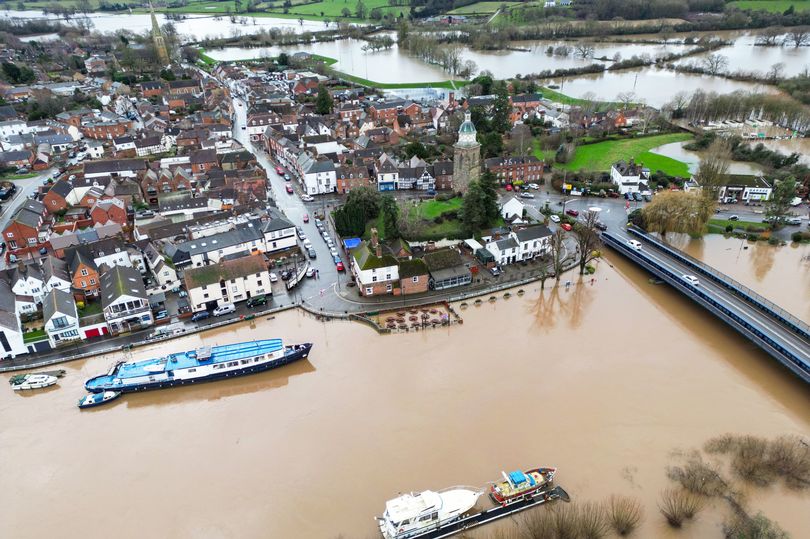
left=603, top=227, right=810, bottom=385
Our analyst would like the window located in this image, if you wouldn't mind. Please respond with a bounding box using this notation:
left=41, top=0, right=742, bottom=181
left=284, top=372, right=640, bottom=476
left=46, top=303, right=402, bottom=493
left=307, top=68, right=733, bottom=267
left=81, top=280, right=86, bottom=287
left=365, top=287, right=373, bottom=295
left=89, top=279, right=96, bottom=285
left=372, top=276, right=377, bottom=282
left=203, top=293, right=209, bottom=299
left=188, top=369, right=196, bottom=373
left=386, top=283, right=392, bottom=292
left=412, top=276, right=418, bottom=283
left=81, top=269, right=88, bottom=276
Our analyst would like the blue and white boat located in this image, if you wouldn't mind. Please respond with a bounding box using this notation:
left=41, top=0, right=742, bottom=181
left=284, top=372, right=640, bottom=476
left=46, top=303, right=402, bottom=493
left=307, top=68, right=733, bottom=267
left=85, top=339, right=312, bottom=394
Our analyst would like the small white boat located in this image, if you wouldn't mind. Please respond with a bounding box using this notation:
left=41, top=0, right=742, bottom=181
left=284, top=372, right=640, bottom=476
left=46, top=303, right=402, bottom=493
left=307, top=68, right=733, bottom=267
left=377, top=486, right=483, bottom=539
left=9, top=374, right=58, bottom=391
left=78, top=391, right=121, bottom=409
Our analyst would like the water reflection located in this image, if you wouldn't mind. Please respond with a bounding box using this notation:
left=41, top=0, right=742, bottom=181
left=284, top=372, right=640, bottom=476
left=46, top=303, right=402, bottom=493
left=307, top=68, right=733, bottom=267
left=749, top=241, right=777, bottom=282
left=530, top=275, right=596, bottom=331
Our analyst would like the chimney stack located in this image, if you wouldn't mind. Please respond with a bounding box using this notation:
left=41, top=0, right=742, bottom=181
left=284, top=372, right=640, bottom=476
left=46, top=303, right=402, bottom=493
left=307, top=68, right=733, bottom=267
left=370, top=227, right=381, bottom=257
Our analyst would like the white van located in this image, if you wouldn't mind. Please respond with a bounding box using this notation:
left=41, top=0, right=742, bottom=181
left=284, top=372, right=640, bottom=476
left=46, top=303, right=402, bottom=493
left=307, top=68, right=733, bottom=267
left=627, top=240, right=642, bottom=250
left=212, top=303, right=236, bottom=317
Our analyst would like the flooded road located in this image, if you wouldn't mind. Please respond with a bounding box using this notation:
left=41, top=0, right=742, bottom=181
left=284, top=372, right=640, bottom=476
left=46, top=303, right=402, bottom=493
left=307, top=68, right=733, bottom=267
left=1, top=241, right=809, bottom=539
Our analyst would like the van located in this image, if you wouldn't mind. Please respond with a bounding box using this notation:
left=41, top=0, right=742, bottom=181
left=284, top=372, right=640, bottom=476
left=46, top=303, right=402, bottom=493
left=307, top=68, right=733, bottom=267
left=627, top=240, right=642, bottom=250
left=212, top=303, right=236, bottom=317
left=246, top=295, right=267, bottom=308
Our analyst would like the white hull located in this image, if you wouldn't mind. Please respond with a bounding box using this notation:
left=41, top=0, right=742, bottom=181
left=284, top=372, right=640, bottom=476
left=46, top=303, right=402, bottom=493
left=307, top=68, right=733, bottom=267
left=379, top=487, right=483, bottom=539
left=12, top=375, right=58, bottom=391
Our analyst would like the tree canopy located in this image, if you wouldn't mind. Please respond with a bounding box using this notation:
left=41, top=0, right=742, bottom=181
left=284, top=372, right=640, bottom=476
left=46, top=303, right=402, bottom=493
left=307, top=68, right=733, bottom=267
left=642, top=191, right=713, bottom=237
left=315, top=84, right=333, bottom=115
left=765, top=177, right=798, bottom=228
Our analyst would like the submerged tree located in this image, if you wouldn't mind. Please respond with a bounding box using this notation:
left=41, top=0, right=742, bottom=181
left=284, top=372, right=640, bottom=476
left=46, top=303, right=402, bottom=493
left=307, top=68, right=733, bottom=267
left=642, top=191, right=713, bottom=238
left=572, top=210, right=601, bottom=275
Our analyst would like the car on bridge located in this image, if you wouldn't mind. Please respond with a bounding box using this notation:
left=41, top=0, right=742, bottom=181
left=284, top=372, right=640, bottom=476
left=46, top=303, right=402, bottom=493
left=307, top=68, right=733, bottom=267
left=682, top=274, right=700, bottom=286
left=627, top=240, right=642, bottom=250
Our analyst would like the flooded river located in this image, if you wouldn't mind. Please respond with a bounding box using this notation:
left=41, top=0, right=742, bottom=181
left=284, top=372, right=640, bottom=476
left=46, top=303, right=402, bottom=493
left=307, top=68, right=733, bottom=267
left=1, top=237, right=809, bottom=538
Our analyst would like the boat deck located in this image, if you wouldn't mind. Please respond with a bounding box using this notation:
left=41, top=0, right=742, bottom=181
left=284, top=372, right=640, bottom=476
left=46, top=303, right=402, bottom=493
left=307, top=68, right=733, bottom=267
left=86, top=339, right=284, bottom=389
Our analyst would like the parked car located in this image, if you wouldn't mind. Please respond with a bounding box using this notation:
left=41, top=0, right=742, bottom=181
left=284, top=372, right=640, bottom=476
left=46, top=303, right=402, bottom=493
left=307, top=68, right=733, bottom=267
left=426, top=189, right=437, bottom=196
left=728, top=215, right=739, bottom=221
left=246, top=295, right=267, bottom=308
left=627, top=240, right=642, bottom=250
left=594, top=221, right=608, bottom=231
left=178, top=290, right=188, bottom=298
left=333, top=255, right=342, bottom=265
left=565, top=209, right=579, bottom=217
left=520, top=192, right=535, bottom=199
left=275, top=166, right=284, bottom=175
left=505, top=184, right=513, bottom=191
left=632, top=192, right=642, bottom=201
left=528, top=183, right=540, bottom=190
left=303, top=213, right=309, bottom=223
left=682, top=274, right=700, bottom=286
left=303, top=240, right=313, bottom=250
left=490, top=267, right=501, bottom=277
left=241, top=125, right=246, bottom=130
left=786, top=216, right=802, bottom=225
left=281, top=270, right=291, bottom=281
left=550, top=214, right=561, bottom=223
left=212, top=303, right=236, bottom=317
left=608, top=191, right=620, bottom=198
left=307, top=248, right=317, bottom=259
left=561, top=223, right=572, bottom=231
left=270, top=272, right=279, bottom=283
left=284, top=174, right=291, bottom=181
left=336, top=261, right=345, bottom=272
left=285, top=185, right=293, bottom=194
left=330, top=247, right=338, bottom=257
left=306, top=267, right=316, bottom=278
left=296, top=227, right=305, bottom=239
left=191, top=311, right=210, bottom=322
left=136, top=209, right=155, bottom=219
left=301, top=194, right=314, bottom=202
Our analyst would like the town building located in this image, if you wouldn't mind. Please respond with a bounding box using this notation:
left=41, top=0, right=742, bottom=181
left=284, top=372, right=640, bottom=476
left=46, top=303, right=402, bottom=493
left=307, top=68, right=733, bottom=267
left=42, top=288, right=81, bottom=348
left=350, top=229, right=399, bottom=297
left=100, top=265, right=153, bottom=335
left=184, top=255, right=270, bottom=312
left=484, top=156, right=543, bottom=186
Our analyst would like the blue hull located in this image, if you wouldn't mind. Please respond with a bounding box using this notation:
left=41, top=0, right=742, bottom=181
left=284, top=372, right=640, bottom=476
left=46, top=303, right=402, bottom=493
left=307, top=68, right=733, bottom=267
left=86, top=344, right=312, bottom=394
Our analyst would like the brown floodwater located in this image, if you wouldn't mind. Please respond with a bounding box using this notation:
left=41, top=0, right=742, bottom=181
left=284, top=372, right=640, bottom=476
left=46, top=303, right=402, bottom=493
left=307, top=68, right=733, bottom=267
left=1, top=238, right=809, bottom=539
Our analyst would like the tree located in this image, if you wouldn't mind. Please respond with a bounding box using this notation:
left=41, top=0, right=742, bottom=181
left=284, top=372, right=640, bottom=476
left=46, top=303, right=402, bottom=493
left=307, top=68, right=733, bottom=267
left=574, top=42, right=595, bottom=59
left=460, top=181, right=488, bottom=236
left=370, top=7, right=383, bottom=19
left=277, top=52, right=289, bottom=66
left=702, top=53, right=729, bottom=75
left=355, top=0, right=367, bottom=18
left=767, top=62, right=786, bottom=83
left=695, top=140, right=730, bottom=207
left=315, top=84, right=333, bottom=115
left=549, top=229, right=566, bottom=282
left=380, top=195, right=400, bottom=239
left=334, top=187, right=382, bottom=237
left=616, top=91, right=636, bottom=110
left=341, top=7, right=351, bottom=17
left=764, top=177, right=797, bottom=228
left=755, top=26, right=784, bottom=46
left=787, top=27, right=810, bottom=48
left=572, top=210, right=601, bottom=275
left=471, top=72, right=494, bottom=95
left=397, top=20, right=409, bottom=43
left=479, top=131, right=504, bottom=159
left=641, top=191, right=713, bottom=238
left=491, top=80, right=510, bottom=133
left=403, top=140, right=429, bottom=159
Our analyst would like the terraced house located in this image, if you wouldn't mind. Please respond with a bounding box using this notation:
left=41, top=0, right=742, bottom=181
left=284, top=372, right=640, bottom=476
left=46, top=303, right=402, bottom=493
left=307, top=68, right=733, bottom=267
left=184, top=255, right=270, bottom=313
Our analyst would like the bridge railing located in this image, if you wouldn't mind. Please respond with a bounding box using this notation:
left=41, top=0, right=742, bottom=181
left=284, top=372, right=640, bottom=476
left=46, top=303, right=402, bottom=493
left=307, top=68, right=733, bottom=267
left=603, top=233, right=810, bottom=384
left=627, top=227, right=810, bottom=339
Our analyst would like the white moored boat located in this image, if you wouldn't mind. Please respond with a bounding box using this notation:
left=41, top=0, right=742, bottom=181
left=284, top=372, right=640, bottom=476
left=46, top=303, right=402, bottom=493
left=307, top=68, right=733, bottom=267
left=378, top=487, right=483, bottom=539
left=9, top=374, right=58, bottom=391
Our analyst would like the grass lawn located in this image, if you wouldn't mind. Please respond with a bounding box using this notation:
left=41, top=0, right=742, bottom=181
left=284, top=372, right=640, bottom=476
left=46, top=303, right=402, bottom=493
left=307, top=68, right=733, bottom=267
left=363, top=198, right=466, bottom=241
left=23, top=329, right=46, bottom=344
left=558, top=133, right=693, bottom=175
left=449, top=1, right=520, bottom=14
left=728, top=0, right=810, bottom=12
left=707, top=218, right=770, bottom=234
left=411, top=197, right=463, bottom=220
left=78, top=301, right=103, bottom=318
left=532, top=139, right=557, bottom=163
left=0, top=172, right=39, bottom=181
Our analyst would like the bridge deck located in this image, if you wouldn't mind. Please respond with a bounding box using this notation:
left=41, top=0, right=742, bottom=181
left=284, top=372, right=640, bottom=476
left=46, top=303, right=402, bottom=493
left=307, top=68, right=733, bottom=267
left=603, top=229, right=810, bottom=385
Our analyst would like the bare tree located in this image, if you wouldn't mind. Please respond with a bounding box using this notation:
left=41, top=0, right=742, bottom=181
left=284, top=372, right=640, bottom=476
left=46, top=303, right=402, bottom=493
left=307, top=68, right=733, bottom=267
left=696, top=139, right=730, bottom=205
left=580, top=91, right=598, bottom=116
left=574, top=42, right=595, bottom=59
left=702, top=53, right=729, bottom=75
left=572, top=210, right=601, bottom=275
left=667, top=91, right=689, bottom=117
left=767, top=62, right=786, bottom=83
left=549, top=229, right=566, bottom=282
left=787, top=26, right=810, bottom=48
left=616, top=91, right=636, bottom=110
left=755, top=26, right=783, bottom=46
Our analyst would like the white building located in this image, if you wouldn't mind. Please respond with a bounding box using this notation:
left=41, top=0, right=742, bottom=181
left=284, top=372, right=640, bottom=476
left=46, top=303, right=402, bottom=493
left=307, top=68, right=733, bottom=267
left=297, top=153, right=337, bottom=195
left=610, top=160, right=648, bottom=195
left=350, top=233, right=400, bottom=297
left=261, top=211, right=297, bottom=253
left=174, top=221, right=265, bottom=268
left=100, top=265, right=153, bottom=335
left=85, top=140, right=105, bottom=159
left=486, top=237, right=519, bottom=266
left=41, top=256, right=72, bottom=293
left=8, top=263, right=45, bottom=304
left=184, top=255, right=270, bottom=312
left=144, top=242, right=179, bottom=290
left=42, top=288, right=81, bottom=347
left=501, top=197, right=525, bottom=221
left=513, top=225, right=551, bottom=261
left=0, top=281, right=27, bottom=359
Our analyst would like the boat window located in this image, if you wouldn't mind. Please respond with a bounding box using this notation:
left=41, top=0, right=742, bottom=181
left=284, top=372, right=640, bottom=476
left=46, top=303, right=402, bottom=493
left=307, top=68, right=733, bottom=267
left=432, top=512, right=438, bottom=520
left=419, top=515, right=432, bottom=522
left=241, top=359, right=249, bottom=364
left=188, top=369, right=196, bottom=373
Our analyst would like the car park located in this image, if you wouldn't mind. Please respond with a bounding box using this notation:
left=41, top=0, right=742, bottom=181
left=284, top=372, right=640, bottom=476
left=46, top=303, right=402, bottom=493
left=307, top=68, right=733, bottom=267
left=550, top=214, right=560, bottom=223
left=191, top=311, right=210, bottom=322
left=627, top=240, right=642, bottom=250
left=520, top=192, right=535, bottom=199
left=213, top=303, right=236, bottom=316
left=682, top=274, right=700, bottom=286
left=561, top=223, right=572, bottom=231
left=565, top=209, right=579, bottom=217
left=246, top=295, right=267, bottom=308
left=270, top=272, right=278, bottom=283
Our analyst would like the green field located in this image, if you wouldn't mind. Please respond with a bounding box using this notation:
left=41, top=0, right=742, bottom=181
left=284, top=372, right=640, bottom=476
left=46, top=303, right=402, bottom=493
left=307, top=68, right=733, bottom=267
left=707, top=218, right=770, bottom=234
left=558, top=133, right=693, bottom=175
left=448, top=1, right=520, bottom=14
left=411, top=197, right=463, bottom=219
left=728, top=0, right=810, bottom=12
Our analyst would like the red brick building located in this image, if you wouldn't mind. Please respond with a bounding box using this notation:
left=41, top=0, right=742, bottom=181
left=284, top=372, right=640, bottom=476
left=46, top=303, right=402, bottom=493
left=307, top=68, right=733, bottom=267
left=2, top=199, right=47, bottom=253
left=368, top=100, right=421, bottom=125
left=398, top=258, right=430, bottom=295
left=335, top=165, right=370, bottom=194
left=189, top=149, right=218, bottom=175
left=81, top=119, right=132, bottom=140
left=167, top=79, right=200, bottom=95
left=42, top=180, right=73, bottom=214
left=89, top=197, right=127, bottom=226
left=484, top=155, right=543, bottom=185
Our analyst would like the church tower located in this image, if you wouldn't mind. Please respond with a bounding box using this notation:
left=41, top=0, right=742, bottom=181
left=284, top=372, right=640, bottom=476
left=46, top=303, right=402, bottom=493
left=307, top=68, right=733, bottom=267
left=150, top=2, right=169, bottom=66
left=452, top=111, right=481, bottom=194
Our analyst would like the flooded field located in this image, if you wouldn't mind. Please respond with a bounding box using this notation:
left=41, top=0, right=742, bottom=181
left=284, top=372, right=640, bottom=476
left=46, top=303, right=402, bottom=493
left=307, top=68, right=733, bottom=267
left=1, top=238, right=808, bottom=539
left=649, top=141, right=766, bottom=175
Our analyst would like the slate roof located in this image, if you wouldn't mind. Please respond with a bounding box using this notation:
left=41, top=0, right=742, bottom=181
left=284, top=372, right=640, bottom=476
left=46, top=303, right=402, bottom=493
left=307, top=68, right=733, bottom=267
left=184, top=255, right=266, bottom=289
left=42, top=288, right=76, bottom=323
left=84, top=159, right=146, bottom=175
left=0, top=280, right=18, bottom=332
left=514, top=225, right=552, bottom=242
left=100, top=265, right=146, bottom=309
left=261, top=210, right=294, bottom=233
left=175, top=221, right=263, bottom=257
